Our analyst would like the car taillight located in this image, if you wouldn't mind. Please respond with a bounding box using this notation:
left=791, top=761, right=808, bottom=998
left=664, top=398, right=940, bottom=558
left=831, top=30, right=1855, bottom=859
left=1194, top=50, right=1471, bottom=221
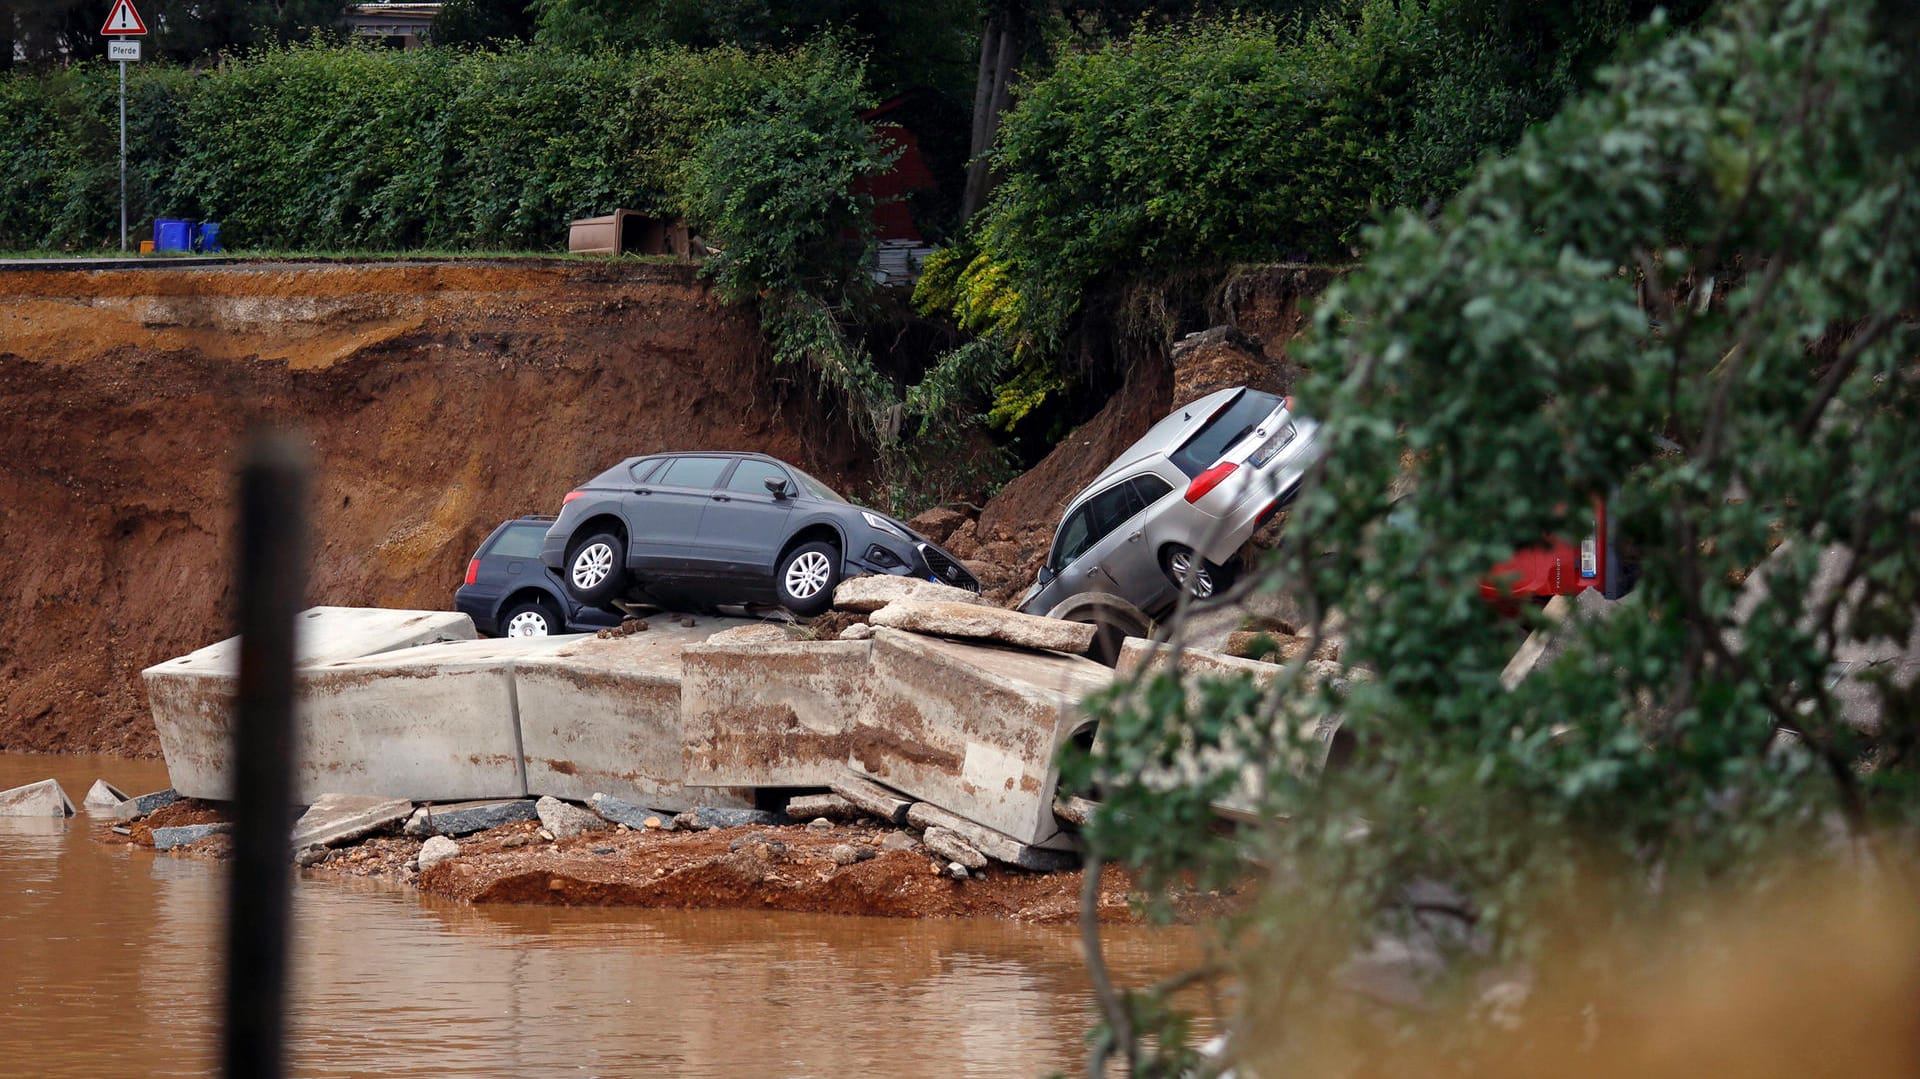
left=464, top=558, right=480, bottom=585
left=562, top=490, right=584, bottom=504
left=1185, top=461, right=1239, bottom=503
left=1284, top=395, right=1294, bottom=411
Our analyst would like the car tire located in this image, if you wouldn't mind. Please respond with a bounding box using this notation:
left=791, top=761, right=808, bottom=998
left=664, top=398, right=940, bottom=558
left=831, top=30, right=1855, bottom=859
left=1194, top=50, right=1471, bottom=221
left=565, top=532, right=627, bottom=609
left=1161, top=544, right=1232, bottom=601
left=776, top=540, right=840, bottom=617
left=500, top=599, right=562, bottom=638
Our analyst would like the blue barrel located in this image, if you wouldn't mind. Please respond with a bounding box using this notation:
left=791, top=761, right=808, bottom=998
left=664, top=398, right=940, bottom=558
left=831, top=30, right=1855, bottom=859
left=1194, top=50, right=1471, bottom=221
left=196, top=221, right=223, bottom=253
left=153, top=218, right=192, bottom=252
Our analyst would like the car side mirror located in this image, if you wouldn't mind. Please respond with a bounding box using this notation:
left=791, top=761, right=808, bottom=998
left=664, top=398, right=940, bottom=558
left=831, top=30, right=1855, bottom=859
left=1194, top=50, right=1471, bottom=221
left=1037, top=565, right=1056, bottom=585
left=764, top=477, right=791, bottom=499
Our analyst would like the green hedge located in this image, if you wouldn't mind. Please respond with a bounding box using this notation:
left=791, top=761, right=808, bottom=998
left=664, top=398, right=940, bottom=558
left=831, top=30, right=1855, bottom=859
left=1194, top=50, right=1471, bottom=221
left=0, top=40, right=873, bottom=251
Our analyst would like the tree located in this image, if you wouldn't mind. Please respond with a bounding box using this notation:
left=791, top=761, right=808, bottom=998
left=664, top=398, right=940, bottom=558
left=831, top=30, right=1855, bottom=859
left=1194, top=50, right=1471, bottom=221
left=432, top=0, right=538, bottom=46
left=1068, top=0, right=1920, bottom=1071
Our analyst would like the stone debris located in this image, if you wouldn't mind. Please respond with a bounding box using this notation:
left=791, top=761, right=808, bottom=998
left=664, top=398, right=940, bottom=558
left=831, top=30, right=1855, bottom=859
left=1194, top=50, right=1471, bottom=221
left=703, top=623, right=800, bottom=646
left=830, top=774, right=915, bottom=825
left=806, top=817, right=833, bottom=832
left=291, top=794, right=413, bottom=850
left=591, top=793, right=676, bottom=831
left=828, top=843, right=873, bottom=866
left=868, top=599, right=1096, bottom=654
left=907, top=802, right=1077, bottom=871
left=83, top=779, right=131, bottom=810
left=832, top=574, right=987, bottom=613
left=0, top=778, right=76, bottom=817
left=838, top=623, right=876, bottom=640
left=113, top=787, right=179, bottom=821
left=880, top=831, right=920, bottom=852
left=152, top=822, right=230, bottom=851
left=405, top=799, right=537, bottom=838
left=1053, top=796, right=1099, bottom=827
left=672, top=806, right=783, bottom=831
left=785, top=792, right=861, bottom=822
left=536, top=795, right=609, bottom=840
left=294, top=844, right=329, bottom=867
left=417, top=835, right=460, bottom=871
left=921, top=826, right=987, bottom=870
left=728, top=831, right=789, bottom=859
left=947, top=862, right=970, bottom=880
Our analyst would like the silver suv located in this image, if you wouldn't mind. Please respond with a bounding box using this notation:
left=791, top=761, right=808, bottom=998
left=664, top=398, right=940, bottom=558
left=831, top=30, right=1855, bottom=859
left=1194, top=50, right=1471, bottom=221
left=1018, top=386, right=1322, bottom=619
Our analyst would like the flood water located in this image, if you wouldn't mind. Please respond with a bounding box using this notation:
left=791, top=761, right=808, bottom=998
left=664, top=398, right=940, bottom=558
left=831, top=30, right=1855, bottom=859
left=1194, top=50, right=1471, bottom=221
left=0, top=754, right=1210, bottom=1077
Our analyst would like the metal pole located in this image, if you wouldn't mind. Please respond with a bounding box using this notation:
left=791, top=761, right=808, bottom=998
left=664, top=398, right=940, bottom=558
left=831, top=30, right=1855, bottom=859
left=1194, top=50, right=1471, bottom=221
left=221, top=428, right=310, bottom=1079
left=119, top=58, right=127, bottom=252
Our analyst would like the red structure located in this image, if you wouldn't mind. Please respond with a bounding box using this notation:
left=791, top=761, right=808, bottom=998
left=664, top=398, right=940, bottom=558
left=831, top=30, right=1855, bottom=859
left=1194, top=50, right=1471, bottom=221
left=857, top=96, right=940, bottom=243
left=1481, top=499, right=1614, bottom=605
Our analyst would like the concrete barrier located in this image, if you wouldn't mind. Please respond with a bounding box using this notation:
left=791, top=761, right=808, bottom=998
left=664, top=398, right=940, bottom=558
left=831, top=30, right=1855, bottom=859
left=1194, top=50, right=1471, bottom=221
left=144, top=607, right=476, bottom=799
left=681, top=639, right=872, bottom=788
left=848, top=628, right=1112, bottom=849
left=514, top=624, right=755, bottom=810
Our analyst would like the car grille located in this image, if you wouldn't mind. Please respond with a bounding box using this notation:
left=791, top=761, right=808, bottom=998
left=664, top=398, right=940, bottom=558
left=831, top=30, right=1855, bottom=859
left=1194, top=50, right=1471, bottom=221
left=919, top=544, right=979, bottom=591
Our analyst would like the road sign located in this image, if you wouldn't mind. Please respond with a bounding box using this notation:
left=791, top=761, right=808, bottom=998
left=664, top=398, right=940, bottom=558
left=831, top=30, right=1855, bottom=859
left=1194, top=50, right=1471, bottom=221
left=101, top=0, right=147, bottom=35
left=108, top=39, right=141, bottom=61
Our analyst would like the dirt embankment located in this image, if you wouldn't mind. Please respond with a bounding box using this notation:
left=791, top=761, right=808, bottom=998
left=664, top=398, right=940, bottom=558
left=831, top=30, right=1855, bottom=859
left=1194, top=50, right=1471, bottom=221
left=0, top=260, right=865, bottom=755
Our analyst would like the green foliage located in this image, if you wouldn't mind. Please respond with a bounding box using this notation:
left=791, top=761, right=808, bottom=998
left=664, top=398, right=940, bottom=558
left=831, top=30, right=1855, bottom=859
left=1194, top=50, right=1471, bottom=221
left=1074, top=0, right=1920, bottom=1070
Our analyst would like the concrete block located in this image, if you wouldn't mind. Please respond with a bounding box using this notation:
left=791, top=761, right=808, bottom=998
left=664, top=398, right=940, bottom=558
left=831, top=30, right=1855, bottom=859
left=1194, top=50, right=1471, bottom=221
left=681, top=639, right=872, bottom=788
left=590, top=793, right=673, bottom=830
left=833, top=575, right=985, bottom=613
left=906, top=802, right=1077, bottom=871
left=405, top=799, right=537, bottom=837
left=849, top=628, right=1112, bottom=849
left=829, top=773, right=915, bottom=825
left=113, top=788, right=180, bottom=821
left=672, top=807, right=783, bottom=830
left=152, top=822, right=230, bottom=850
left=535, top=796, right=608, bottom=839
left=143, top=607, right=477, bottom=800
left=0, top=778, right=76, bottom=817
left=514, top=623, right=757, bottom=809
left=83, top=779, right=131, bottom=810
left=921, top=826, right=986, bottom=869
left=291, top=794, right=413, bottom=849
left=785, top=792, right=860, bottom=821
left=869, top=601, right=1096, bottom=654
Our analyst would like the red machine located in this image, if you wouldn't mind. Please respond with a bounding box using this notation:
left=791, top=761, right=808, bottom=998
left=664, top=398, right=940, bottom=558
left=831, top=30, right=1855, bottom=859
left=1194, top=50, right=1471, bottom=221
left=1482, top=499, right=1629, bottom=605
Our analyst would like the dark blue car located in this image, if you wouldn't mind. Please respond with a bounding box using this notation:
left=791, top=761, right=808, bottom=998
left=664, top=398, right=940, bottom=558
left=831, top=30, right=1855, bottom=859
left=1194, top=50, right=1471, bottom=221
left=454, top=516, right=623, bottom=637
left=540, top=451, right=978, bottom=617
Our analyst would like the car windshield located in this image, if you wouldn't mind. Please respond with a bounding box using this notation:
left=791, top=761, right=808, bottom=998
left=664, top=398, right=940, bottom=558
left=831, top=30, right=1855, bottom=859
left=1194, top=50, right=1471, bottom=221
left=1167, top=389, right=1283, bottom=477
left=789, top=466, right=847, bottom=503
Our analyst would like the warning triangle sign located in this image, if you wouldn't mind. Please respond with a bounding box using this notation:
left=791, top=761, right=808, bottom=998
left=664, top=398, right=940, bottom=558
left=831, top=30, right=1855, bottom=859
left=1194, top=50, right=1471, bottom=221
left=101, top=0, right=147, bottom=35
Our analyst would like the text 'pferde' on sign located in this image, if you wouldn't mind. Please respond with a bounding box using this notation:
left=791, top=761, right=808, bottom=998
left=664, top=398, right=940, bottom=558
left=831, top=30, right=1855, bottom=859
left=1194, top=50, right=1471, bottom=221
left=101, top=0, right=147, bottom=35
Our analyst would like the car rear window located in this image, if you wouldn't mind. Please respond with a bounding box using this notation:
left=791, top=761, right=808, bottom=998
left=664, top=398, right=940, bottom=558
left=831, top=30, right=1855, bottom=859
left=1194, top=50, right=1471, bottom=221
left=1168, top=390, right=1283, bottom=477
left=658, top=456, right=731, bottom=489
left=488, top=523, right=546, bottom=559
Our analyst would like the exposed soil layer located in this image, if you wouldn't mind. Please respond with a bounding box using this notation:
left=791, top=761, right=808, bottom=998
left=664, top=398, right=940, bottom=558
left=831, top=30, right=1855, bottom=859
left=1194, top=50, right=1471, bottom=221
left=0, top=260, right=865, bottom=755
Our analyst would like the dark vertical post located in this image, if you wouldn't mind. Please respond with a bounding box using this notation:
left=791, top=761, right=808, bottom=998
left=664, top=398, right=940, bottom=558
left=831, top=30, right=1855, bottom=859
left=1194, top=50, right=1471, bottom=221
left=222, top=429, right=310, bottom=1079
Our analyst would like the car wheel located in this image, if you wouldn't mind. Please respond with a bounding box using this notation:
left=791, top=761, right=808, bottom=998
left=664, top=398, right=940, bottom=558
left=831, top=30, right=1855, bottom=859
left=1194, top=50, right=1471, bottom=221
left=1162, top=545, right=1230, bottom=601
left=565, top=532, right=627, bottom=609
left=776, top=540, right=840, bottom=617
left=500, top=600, right=561, bottom=638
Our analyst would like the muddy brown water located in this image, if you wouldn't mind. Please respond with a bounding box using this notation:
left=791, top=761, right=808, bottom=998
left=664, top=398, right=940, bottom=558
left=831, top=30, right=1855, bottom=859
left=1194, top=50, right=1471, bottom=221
left=1, top=754, right=1211, bottom=1077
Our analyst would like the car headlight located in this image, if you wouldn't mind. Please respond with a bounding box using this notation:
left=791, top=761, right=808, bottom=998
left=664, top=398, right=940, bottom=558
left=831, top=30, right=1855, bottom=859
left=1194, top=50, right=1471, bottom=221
left=862, top=511, right=908, bottom=540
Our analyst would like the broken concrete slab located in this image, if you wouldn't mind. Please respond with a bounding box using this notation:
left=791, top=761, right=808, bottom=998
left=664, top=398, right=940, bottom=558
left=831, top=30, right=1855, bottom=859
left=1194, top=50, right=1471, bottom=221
left=144, top=606, right=476, bottom=799
left=921, top=826, right=987, bottom=869
left=906, top=802, right=1077, bottom=871
left=152, top=822, right=230, bottom=850
left=785, top=792, right=861, bottom=821
left=113, top=788, right=180, bottom=821
left=682, top=638, right=872, bottom=788
left=830, top=773, right=915, bottom=825
left=291, top=794, right=413, bottom=849
left=869, top=600, right=1096, bottom=655
left=590, top=793, right=674, bottom=831
left=704, top=623, right=802, bottom=645
left=850, top=628, right=1112, bottom=849
left=672, top=806, right=783, bottom=830
left=417, top=835, right=460, bottom=871
left=514, top=623, right=756, bottom=809
left=833, top=575, right=986, bottom=613
left=535, top=796, right=608, bottom=839
left=405, top=799, right=537, bottom=837
left=0, top=778, right=75, bottom=817
left=83, top=779, right=131, bottom=810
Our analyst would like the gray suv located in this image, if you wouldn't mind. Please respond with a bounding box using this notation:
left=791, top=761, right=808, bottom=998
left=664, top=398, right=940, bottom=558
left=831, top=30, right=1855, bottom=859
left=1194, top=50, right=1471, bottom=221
left=540, top=451, right=978, bottom=617
left=1018, top=387, right=1321, bottom=619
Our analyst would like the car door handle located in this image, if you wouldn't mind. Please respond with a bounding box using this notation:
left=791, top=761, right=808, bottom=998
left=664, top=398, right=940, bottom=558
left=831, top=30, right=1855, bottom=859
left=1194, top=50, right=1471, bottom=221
left=711, top=494, right=731, bottom=502
left=1127, top=531, right=1143, bottom=542
left=632, top=488, right=650, bottom=495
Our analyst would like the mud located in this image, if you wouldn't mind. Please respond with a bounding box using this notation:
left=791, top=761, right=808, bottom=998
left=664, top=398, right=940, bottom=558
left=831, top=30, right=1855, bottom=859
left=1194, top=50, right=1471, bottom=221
left=0, top=260, right=865, bottom=755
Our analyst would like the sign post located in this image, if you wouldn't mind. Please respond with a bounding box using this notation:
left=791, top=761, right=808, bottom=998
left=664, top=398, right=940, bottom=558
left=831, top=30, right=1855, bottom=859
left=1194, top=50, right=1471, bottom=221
left=101, top=0, right=147, bottom=252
